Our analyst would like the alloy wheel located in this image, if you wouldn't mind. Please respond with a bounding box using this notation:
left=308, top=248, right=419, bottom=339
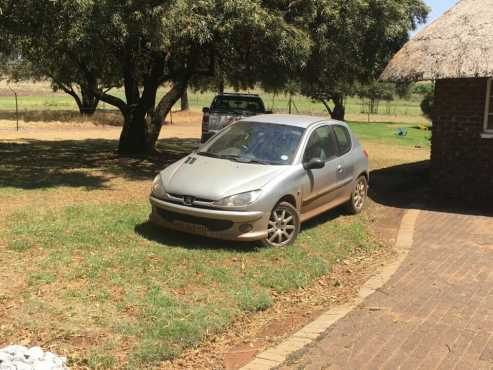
left=265, top=204, right=298, bottom=247
left=352, top=177, right=367, bottom=211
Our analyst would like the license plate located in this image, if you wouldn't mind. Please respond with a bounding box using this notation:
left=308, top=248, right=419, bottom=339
left=173, top=221, right=208, bottom=235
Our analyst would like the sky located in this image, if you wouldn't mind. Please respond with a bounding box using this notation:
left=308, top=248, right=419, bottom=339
left=418, top=0, right=458, bottom=31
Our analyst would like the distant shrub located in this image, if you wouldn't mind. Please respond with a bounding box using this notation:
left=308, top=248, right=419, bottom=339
left=420, top=88, right=434, bottom=120
left=413, top=82, right=434, bottom=96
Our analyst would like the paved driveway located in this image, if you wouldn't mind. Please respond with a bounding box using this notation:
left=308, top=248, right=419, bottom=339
left=280, top=210, right=493, bottom=370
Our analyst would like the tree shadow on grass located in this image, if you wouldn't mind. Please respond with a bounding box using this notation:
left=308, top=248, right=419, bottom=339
left=134, top=221, right=260, bottom=253
left=369, top=160, right=493, bottom=216
left=0, top=137, right=199, bottom=191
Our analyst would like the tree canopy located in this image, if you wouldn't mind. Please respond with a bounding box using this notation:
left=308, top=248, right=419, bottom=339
left=300, top=0, right=428, bottom=120
left=0, top=0, right=428, bottom=154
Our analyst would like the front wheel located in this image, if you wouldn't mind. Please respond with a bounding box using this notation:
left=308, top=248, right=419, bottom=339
left=261, top=202, right=300, bottom=248
left=345, top=176, right=368, bottom=214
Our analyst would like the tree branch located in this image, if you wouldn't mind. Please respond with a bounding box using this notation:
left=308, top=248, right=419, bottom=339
left=47, top=73, right=83, bottom=109
left=320, top=99, right=333, bottom=116
left=94, top=90, right=128, bottom=113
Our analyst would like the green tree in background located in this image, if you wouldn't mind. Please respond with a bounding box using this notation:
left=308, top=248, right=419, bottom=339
left=355, top=81, right=395, bottom=114
left=354, top=80, right=413, bottom=115
left=420, top=84, right=435, bottom=120
left=0, top=0, right=428, bottom=155
left=0, top=0, right=310, bottom=155
left=0, top=3, right=115, bottom=116
left=301, top=0, right=428, bottom=120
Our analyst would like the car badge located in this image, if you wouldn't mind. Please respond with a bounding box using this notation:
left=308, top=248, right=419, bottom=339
left=183, top=196, right=194, bottom=206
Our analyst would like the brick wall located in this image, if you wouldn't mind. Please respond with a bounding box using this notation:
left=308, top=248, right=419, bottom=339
left=433, top=78, right=493, bottom=208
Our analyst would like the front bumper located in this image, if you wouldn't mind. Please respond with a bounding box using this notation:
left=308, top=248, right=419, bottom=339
left=149, top=196, right=269, bottom=241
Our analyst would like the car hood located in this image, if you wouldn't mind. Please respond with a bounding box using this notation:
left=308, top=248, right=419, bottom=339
left=161, top=154, right=285, bottom=201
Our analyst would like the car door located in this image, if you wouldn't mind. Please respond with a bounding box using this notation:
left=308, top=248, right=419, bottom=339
left=333, top=125, right=355, bottom=201
left=300, top=125, right=340, bottom=215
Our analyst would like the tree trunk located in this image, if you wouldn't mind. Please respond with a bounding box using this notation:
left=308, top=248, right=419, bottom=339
left=79, top=85, right=99, bottom=116
left=368, top=98, right=380, bottom=114
left=180, top=89, right=190, bottom=111
left=118, top=108, right=149, bottom=155
left=147, top=81, right=188, bottom=149
left=59, top=83, right=99, bottom=117
left=331, top=95, right=346, bottom=121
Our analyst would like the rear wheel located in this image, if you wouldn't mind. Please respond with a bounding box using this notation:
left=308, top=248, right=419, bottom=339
left=261, top=202, right=300, bottom=247
left=345, top=176, right=368, bottom=214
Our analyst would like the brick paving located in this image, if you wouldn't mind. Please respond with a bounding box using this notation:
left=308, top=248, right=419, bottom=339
left=280, top=211, right=493, bottom=370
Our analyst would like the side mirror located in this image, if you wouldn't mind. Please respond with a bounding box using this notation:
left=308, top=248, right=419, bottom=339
left=202, top=107, right=210, bottom=114
left=303, top=158, right=325, bottom=170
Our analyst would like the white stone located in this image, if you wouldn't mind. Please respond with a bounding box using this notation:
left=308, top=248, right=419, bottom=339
left=0, top=345, right=69, bottom=370
left=26, top=347, right=44, bottom=362
left=2, top=345, right=27, bottom=356
left=9, top=361, right=31, bottom=370
left=35, top=360, right=58, bottom=370
left=0, top=364, right=15, bottom=370
left=0, top=352, right=12, bottom=362
left=42, top=352, right=56, bottom=361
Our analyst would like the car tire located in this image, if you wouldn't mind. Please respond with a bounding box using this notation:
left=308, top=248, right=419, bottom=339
left=261, top=202, right=300, bottom=248
left=345, top=175, right=368, bottom=214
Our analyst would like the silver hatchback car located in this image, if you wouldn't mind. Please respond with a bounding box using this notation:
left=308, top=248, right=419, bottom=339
left=149, top=115, right=369, bottom=247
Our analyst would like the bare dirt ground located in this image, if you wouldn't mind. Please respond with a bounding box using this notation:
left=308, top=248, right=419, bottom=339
left=0, top=111, right=430, bottom=369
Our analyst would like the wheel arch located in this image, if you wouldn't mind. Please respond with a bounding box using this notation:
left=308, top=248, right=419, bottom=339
left=278, top=194, right=298, bottom=209
left=358, top=171, right=369, bottom=182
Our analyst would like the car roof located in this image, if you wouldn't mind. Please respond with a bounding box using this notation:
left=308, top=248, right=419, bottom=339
left=216, top=93, right=260, bottom=98
left=244, top=114, right=347, bottom=129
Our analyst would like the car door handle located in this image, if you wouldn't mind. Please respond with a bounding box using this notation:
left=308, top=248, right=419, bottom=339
left=337, top=165, right=344, bottom=173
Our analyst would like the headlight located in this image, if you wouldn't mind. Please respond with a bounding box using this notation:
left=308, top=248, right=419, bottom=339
left=214, top=190, right=262, bottom=207
left=151, top=175, right=165, bottom=197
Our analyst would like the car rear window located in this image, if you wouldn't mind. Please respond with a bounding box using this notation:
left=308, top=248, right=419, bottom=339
left=333, top=125, right=352, bottom=155
left=303, top=126, right=339, bottom=163
left=211, top=96, right=265, bottom=113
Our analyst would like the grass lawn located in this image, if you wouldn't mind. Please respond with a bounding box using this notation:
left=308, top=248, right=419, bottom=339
left=3, top=201, right=375, bottom=368
left=348, top=121, right=431, bottom=148
left=0, top=110, right=431, bottom=369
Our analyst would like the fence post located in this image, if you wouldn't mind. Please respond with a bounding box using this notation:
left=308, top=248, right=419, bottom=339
left=8, top=84, right=19, bottom=131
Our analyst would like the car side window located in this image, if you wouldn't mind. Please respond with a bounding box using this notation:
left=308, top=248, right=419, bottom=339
left=333, top=125, right=352, bottom=156
left=303, top=126, right=338, bottom=163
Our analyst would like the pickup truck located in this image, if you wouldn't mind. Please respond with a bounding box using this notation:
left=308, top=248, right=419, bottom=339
left=201, top=93, right=269, bottom=143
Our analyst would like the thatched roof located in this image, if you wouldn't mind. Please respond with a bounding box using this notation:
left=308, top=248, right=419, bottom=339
left=381, top=0, right=493, bottom=81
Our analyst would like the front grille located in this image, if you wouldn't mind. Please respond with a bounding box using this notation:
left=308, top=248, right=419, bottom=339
left=156, top=208, right=234, bottom=232
left=168, top=194, right=214, bottom=203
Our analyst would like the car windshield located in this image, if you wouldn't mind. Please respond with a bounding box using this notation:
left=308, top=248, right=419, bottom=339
left=199, top=121, right=305, bottom=165
left=211, top=96, right=265, bottom=113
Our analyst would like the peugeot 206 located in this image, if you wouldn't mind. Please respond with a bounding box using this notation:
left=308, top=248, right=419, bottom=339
left=149, top=115, right=369, bottom=247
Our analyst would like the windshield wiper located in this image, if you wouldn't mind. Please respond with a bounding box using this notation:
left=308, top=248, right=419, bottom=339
left=198, top=152, right=272, bottom=165
left=221, top=155, right=272, bottom=165
left=240, top=158, right=272, bottom=165
left=197, top=151, right=220, bottom=158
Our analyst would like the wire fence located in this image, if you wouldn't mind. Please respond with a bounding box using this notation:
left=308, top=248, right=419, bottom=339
left=0, top=85, right=427, bottom=131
